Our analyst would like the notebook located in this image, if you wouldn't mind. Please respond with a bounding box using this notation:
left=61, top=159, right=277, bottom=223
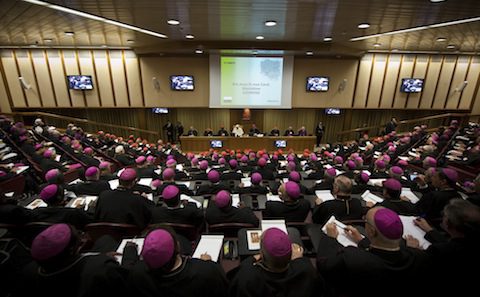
left=322, top=216, right=363, bottom=247
left=192, top=235, right=224, bottom=262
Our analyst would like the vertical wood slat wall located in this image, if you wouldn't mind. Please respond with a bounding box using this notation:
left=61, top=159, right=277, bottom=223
left=0, top=49, right=480, bottom=111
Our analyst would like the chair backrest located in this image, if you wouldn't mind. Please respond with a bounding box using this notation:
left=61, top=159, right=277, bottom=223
left=0, top=175, right=25, bottom=196
left=208, top=223, right=256, bottom=238
left=85, top=222, right=140, bottom=242
left=151, top=222, right=200, bottom=242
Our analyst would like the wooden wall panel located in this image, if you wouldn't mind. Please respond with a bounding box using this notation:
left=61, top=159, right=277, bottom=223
left=353, top=54, right=373, bottom=108
left=419, top=56, right=442, bottom=109
left=31, top=50, right=56, bottom=107
left=124, top=51, right=143, bottom=107
left=109, top=50, right=129, bottom=107
left=78, top=51, right=100, bottom=107
left=62, top=50, right=85, bottom=107
left=406, top=55, right=428, bottom=109
left=432, top=55, right=456, bottom=109
left=446, top=56, right=469, bottom=109
left=0, top=64, right=11, bottom=113
left=379, top=55, right=401, bottom=108
left=459, top=56, right=480, bottom=110
left=16, top=50, right=42, bottom=107
left=46, top=50, right=70, bottom=107
left=1, top=50, right=26, bottom=107
left=292, top=58, right=358, bottom=108
left=393, top=55, right=415, bottom=109
left=366, top=54, right=387, bottom=108
left=93, top=50, right=115, bottom=107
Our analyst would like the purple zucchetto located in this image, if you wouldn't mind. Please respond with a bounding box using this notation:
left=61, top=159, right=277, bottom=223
left=43, top=150, right=53, bottom=158
left=162, top=168, right=175, bottom=180
left=85, top=166, right=99, bottom=177
left=141, top=229, right=175, bottom=269
left=360, top=172, right=370, bottom=183
left=229, top=159, right=238, bottom=169
left=326, top=168, right=337, bottom=177
left=99, top=161, right=110, bottom=169
left=199, top=160, right=209, bottom=170
left=31, top=224, right=72, bottom=262
left=251, top=172, right=262, bottom=185
left=162, top=185, right=180, bottom=200
left=119, top=168, right=137, bottom=181
left=215, top=190, right=231, bottom=208
left=208, top=170, right=220, bottom=183
left=288, top=171, right=301, bottom=182
left=44, top=169, right=60, bottom=183
left=284, top=181, right=301, bottom=199
left=373, top=208, right=404, bottom=240
left=262, top=228, right=292, bottom=257
left=383, top=178, right=402, bottom=191
left=346, top=160, right=356, bottom=170
left=375, top=159, right=386, bottom=169
left=390, top=166, right=403, bottom=175
left=135, top=156, right=146, bottom=164
left=257, top=158, right=267, bottom=167
left=40, top=184, right=59, bottom=201
left=442, top=168, right=458, bottom=183
left=166, top=159, right=177, bottom=167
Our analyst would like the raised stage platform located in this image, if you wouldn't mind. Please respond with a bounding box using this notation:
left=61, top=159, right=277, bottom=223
left=179, top=136, right=316, bottom=153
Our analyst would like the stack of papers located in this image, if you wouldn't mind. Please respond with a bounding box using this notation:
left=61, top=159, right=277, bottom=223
left=401, top=188, right=420, bottom=204
left=25, top=199, right=48, bottom=210
left=368, top=178, right=387, bottom=186
left=67, top=196, right=98, bottom=211
left=361, top=190, right=384, bottom=204
left=322, top=216, right=363, bottom=247
left=180, top=194, right=201, bottom=208
left=261, top=219, right=287, bottom=233
left=399, top=216, right=431, bottom=249
left=108, top=179, right=119, bottom=190
left=192, top=235, right=224, bottom=262
left=241, top=177, right=251, bottom=187
left=315, top=190, right=335, bottom=202
left=266, top=194, right=282, bottom=202
left=115, top=238, right=145, bottom=263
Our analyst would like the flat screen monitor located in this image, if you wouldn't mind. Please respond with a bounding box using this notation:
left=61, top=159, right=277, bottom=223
left=210, top=140, right=223, bottom=148
left=400, top=78, right=424, bottom=93
left=151, top=108, right=168, bottom=114
left=325, top=108, right=341, bottom=115
left=67, top=75, right=93, bottom=90
left=274, top=140, right=287, bottom=148
left=170, top=75, right=194, bottom=91
left=306, top=76, right=329, bottom=92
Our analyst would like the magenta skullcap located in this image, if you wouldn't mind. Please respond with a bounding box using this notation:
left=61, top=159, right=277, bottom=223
left=0, top=171, right=6, bottom=177
left=162, top=185, right=180, bottom=200
left=69, top=163, right=82, bottom=170
left=424, top=157, right=437, bottom=167
left=167, top=155, right=175, bottom=161
left=375, top=159, right=386, bottom=169
left=397, top=160, right=408, bottom=167
left=442, top=168, right=458, bottom=183
left=390, top=166, right=403, bottom=175
left=388, top=146, right=396, bottom=152
left=257, top=158, right=267, bottom=167
left=162, top=168, right=175, bottom=180
left=141, top=229, right=175, bottom=269
left=289, top=171, right=301, bottom=182
left=85, top=166, right=99, bottom=177
left=215, top=190, right=231, bottom=208
left=31, top=224, right=72, bottom=262
left=198, top=160, right=207, bottom=170
left=383, top=178, right=402, bottom=191
left=251, top=172, right=262, bottom=185
left=83, top=147, right=93, bottom=155
left=43, top=150, right=53, bottom=158
left=229, top=159, right=238, bottom=169
left=326, top=167, right=337, bottom=177
left=34, top=144, right=43, bottom=150
left=191, top=157, right=199, bottom=166
left=284, top=181, right=301, bottom=199
left=151, top=179, right=162, bottom=188
left=19, top=135, right=27, bottom=142
left=119, top=168, right=137, bottom=181
left=360, top=172, right=370, bottom=183
left=146, top=155, right=155, bottom=163
left=382, top=155, right=391, bottom=162
left=373, top=208, right=404, bottom=240
left=208, top=170, right=220, bottom=183
left=240, top=155, right=248, bottom=163
left=310, top=153, right=318, bottom=161
left=99, top=161, right=110, bottom=169
left=287, top=155, right=294, bottom=162
left=262, top=228, right=292, bottom=257
left=287, top=161, right=296, bottom=171
left=218, top=157, right=226, bottom=165
left=346, top=160, right=356, bottom=170
left=351, top=153, right=360, bottom=159
left=44, top=169, right=60, bottom=182
left=135, top=156, right=146, bottom=164
left=40, top=184, right=58, bottom=201
left=166, top=159, right=177, bottom=167
left=334, top=156, right=343, bottom=164
left=72, top=143, right=81, bottom=150
left=272, top=154, right=278, bottom=161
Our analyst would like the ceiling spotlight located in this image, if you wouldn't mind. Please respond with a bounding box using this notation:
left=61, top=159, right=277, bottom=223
left=306, top=51, right=314, bottom=55
left=256, top=35, right=265, bottom=40
left=446, top=44, right=456, bottom=49
left=357, top=23, right=370, bottom=29
left=195, top=49, right=203, bottom=54
left=323, top=37, right=333, bottom=42
left=43, top=38, right=53, bottom=43
left=373, top=43, right=381, bottom=47
left=167, top=19, right=180, bottom=25
left=126, top=39, right=135, bottom=44
left=185, top=34, right=195, bottom=39
left=265, top=20, right=277, bottom=27
left=436, top=37, right=447, bottom=42
left=30, top=44, right=38, bottom=47
left=391, top=48, right=399, bottom=52
left=64, top=31, right=75, bottom=36
left=252, top=50, right=258, bottom=55
left=430, top=0, right=446, bottom=3
left=101, top=44, right=108, bottom=48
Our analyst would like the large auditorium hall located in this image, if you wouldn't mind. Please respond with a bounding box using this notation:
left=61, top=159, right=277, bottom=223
left=1, top=1, right=480, bottom=296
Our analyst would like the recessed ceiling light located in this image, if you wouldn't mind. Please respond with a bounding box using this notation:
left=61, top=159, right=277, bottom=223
left=30, top=44, right=38, bottom=47
left=65, top=31, right=75, bottom=36
left=185, top=34, right=195, bottom=39
left=101, top=45, right=108, bottom=48
left=265, top=20, right=277, bottom=27
left=256, top=35, right=264, bottom=40
left=358, top=23, right=370, bottom=29
left=252, top=50, right=258, bottom=55
left=195, top=49, right=203, bottom=54
left=43, top=38, right=53, bottom=43
left=430, top=0, right=446, bottom=3
left=306, top=51, right=314, bottom=55
left=391, top=49, right=399, bottom=52
left=436, top=37, right=447, bottom=42
left=167, top=19, right=180, bottom=25
left=126, top=39, right=135, bottom=44
left=373, top=43, right=381, bottom=47
left=323, top=37, right=333, bottom=42
left=446, top=44, right=456, bottom=49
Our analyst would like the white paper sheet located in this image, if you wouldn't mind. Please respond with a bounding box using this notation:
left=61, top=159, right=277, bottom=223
left=401, top=188, right=420, bottom=204
left=266, top=194, right=282, bottom=202
left=108, top=179, right=119, bottom=190
left=138, top=178, right=152, bottom=187
left=231, top=194, right=240, bottom=207
left=399, top=216, right=431, bottom=249
left=241, top=177, right=251, bottom=187
left=261, top=219, right=287, bottom=233
left=15, top=166, right=29, bottom=174
left=1, top=152, right=17, bottom=161
left=115, top=238, right=145, bottom=263
left=192, top=235, right=224, bottom=262
left=368, top=179, right=387, bottom=186
left=315, top=190, right=335, bottom=202
left=361, top=190, right=384, bottom=204
left=180, top=194, right=201, bottom=208
left=322, top=216, right=363, bottom=247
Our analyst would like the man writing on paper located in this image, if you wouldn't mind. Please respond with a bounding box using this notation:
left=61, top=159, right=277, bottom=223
left=316, top=207, right=431, bottom=297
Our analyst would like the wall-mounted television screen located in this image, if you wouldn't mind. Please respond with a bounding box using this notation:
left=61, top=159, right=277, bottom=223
left=274, top=140, right=287, bottom=148
left=170, top=75, right=194, bottom=91
left=152, top=108, right=168, bottom=114
left=210, top=140, right=223, bottom=148
left=400, top=78, right=424, bottom=93
left=306, top=76, right=329, bottom=92
left=325, top=108, right=341, bottom=115
left=67, top=75, right=93, bottom=90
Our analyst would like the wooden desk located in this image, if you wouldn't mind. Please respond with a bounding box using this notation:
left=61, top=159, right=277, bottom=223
left=179, top=136, right=315, bottom=153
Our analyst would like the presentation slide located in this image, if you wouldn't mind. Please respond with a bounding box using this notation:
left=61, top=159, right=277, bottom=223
left=210, top=55, right=293, bottom=108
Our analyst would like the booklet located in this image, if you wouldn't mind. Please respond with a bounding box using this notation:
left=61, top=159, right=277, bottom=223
left=361, top=190, right=384, bottom=204
left=315, top=190, right=335, bottom=202
left=192, top=235, right=224, bottom=262
left=25, top=199, right=48, bottom=210
left=401, top=188, right=419, bottom=204
left=261, top=219, right=287, bottom=233
left=399, top=216, right=431, bottom=249
left=322, top=215, right=363, bottom=247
